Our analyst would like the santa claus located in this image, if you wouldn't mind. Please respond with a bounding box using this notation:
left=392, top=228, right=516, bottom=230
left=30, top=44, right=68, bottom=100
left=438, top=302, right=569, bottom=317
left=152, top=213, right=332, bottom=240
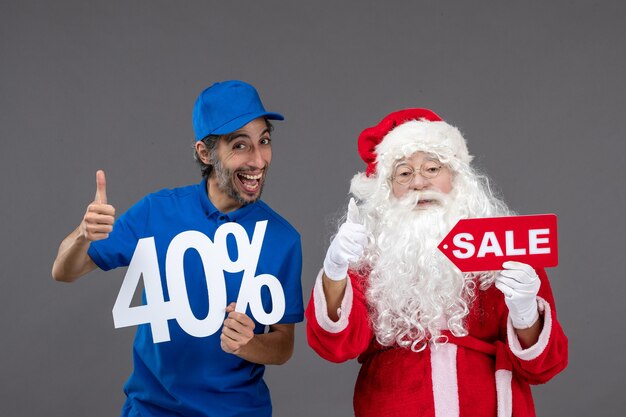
left=305, top=109, right=568, bottom=417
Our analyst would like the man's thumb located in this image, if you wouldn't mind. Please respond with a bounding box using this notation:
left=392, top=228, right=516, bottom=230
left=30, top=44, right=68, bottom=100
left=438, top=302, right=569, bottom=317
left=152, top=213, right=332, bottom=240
left=95, top=170, right=107, bottom=204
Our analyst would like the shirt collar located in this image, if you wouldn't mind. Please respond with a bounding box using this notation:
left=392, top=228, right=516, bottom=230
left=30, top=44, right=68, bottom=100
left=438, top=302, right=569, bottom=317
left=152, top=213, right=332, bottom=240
left=197, top=178, right=258, bottom=221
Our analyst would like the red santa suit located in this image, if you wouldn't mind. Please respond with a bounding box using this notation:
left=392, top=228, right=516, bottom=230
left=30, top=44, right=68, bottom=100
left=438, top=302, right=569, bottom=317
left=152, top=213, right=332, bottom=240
left=306, top=267, right=568, bottom=417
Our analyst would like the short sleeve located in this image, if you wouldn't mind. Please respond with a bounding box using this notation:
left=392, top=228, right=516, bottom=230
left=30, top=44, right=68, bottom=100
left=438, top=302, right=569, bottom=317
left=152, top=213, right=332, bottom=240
left=88, top=196, right=150, bottom=271
left=275, top=235, right=304, bottom=324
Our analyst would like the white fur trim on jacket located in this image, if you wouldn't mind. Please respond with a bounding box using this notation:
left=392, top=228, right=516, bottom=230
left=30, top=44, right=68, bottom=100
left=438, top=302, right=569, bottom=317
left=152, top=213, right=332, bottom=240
left=431, top=342, right=460, bottom=417
left=495, top=369, right=513, bottom=417
left=507, top=296, right=552, bottom=361
left=313, top=269, right=354, bottom=333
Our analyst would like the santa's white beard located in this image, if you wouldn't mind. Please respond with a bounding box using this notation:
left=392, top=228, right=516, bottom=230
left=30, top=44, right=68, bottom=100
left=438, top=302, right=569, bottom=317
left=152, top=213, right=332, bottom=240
left=362, top=190, right=474, bottom=351
left=348, top=158, right=512, bottom=351
left=356, top=171, right=514, bottom=351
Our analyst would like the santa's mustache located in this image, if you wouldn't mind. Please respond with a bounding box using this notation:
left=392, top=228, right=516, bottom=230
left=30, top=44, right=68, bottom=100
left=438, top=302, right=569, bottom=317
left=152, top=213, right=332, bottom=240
left=395, top=190, right=450, bottom=209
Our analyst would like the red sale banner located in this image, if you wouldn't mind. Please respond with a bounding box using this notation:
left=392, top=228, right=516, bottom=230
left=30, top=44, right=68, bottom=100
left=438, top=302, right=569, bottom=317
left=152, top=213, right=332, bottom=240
left=437, top=214, right=558, bottom=272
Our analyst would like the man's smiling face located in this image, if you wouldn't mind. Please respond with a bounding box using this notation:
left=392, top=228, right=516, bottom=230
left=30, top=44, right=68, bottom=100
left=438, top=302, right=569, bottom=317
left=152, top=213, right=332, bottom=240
left=209, top=117, right=273, bottom=209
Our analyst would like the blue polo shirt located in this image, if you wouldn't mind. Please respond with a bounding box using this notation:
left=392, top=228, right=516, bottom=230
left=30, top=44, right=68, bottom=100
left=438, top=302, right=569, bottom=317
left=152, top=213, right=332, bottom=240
left=88, top=179, right=303, bottom=417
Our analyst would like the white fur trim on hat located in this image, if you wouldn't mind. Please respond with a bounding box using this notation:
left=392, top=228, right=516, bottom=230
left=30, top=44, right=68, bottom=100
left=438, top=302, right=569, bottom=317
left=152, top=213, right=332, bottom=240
left=376, top=120, right=472, bottom=173
left=350, top=119, right=471, bottom=200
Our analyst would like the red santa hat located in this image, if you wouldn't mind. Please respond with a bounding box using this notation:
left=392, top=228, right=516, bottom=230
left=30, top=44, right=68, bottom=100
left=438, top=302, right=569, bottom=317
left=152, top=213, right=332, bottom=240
left=351, top=108, right=472, bottom=198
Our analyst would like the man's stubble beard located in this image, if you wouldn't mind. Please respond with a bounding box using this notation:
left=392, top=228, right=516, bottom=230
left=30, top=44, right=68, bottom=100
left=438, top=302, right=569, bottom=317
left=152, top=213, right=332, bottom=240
left=210, top=153, right=266, bottom=206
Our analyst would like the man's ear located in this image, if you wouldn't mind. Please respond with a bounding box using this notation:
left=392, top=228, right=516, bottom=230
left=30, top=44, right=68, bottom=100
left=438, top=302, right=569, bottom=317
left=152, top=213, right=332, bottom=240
left=195, top=141, right=211, bottom=164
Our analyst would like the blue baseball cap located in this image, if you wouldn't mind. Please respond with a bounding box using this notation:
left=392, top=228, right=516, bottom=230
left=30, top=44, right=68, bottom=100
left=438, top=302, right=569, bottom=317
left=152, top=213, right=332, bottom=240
left=192, top=80, right=284, bottom=140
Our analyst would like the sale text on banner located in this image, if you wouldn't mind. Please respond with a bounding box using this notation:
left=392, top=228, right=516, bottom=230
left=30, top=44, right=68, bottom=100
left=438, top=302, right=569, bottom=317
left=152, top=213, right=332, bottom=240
left=437, top=214, right=558, bottom=272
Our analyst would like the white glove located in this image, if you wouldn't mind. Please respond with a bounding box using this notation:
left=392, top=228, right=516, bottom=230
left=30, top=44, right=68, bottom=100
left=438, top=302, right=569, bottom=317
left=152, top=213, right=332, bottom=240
left=323, top=198, right=368, bottom=281
left=495, top=261, right=541, bottom=329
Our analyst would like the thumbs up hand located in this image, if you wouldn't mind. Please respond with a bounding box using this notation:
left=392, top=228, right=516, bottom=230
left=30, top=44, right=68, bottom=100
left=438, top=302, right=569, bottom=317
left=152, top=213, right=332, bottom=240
left=80, top=170, right=116, bottom=241
left=94, top=169, right=108, bottom=204
left=323, top=198, right=368, bottom=281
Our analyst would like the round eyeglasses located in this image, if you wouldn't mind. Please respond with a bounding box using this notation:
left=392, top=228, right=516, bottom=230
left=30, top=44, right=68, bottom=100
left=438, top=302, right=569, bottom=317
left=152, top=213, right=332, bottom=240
left=391, top=161, right=445, bottom=185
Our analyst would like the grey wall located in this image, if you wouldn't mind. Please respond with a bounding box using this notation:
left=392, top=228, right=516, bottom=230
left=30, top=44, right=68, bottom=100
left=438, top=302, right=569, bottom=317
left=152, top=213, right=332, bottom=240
left=1, top=1, right=625, bottom=415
